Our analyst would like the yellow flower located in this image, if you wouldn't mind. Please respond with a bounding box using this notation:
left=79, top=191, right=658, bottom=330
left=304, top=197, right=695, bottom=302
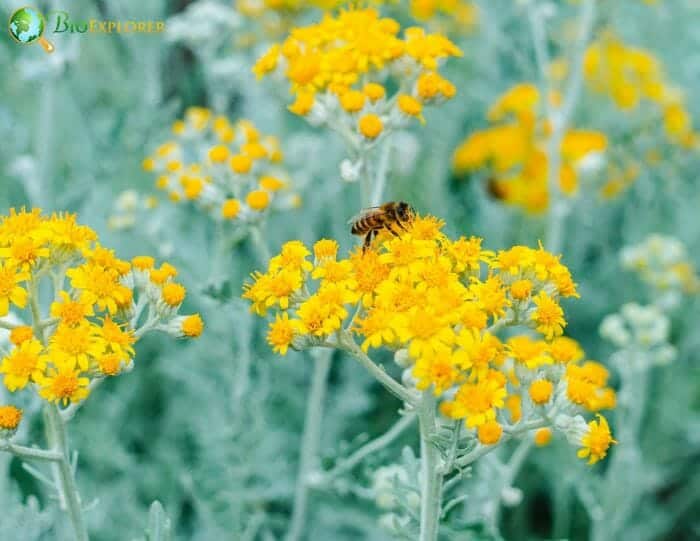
left=510, top=279, right=533, bottom=301
left=9, top=325, right=33, bottom=345
left=0, top=405, right=22, bottom=431
left=97, top=353, right=125, bottom=376
left=454, top=329, right=503, bottom=378
left=132, top=256, right=155, bottom=271
left=295, top=295, right=343, bottom=337
left=209, top=145, right=230, bottom=163
left=269, top=241, right=313, bottom=273
left=470, top=276, right=510, bottom=321
left=487, top=83, right=539, bottom=122
left=359, top=114, right=383, bottom=139
left=413, top=345, right=462, bottom=395
left=549, top=336, right=584, bottom=364
left=267, top=312, right=296, bottom=355
left=0, top=339, right=46, bottom=391
left=50, top=291, right=95, bottom=327
left=477, top=420, right=503, bottom=445
left=401, top=308, right=455, bottom=358
left=252, top=44, right=280, bottom=79
left=0, top=262, right=29, bottom=316
left=288, top=92, right=315, bottom=115
left=0, top=236, right=50, bottom=270
left=577, top=414, right=616, bottom=465
left=505, top=394, right=521, bottom=423
left=441, top=370, right=507, bottom=427
left=340, top=90, right=366, bottom=113
left=354, top=307, right=398, bottom=352
left=246, top=190, right=270, bottom=211
left=313, top=239, right=339, bottom=262
left=222, top=199, right=241, bottom=219
left=94, top=317, right=136, bottom=358
left=448, top=236, right=491, bottom=273
left=529, top=379, right=554, bottom=405
left=49, top=322, right=101, bottom=371
left=507, top=336, right=552, bottom=369
left=230, top=154, right=253, bottom=174
left=181, top=314, right=204, bottom=338
left=150, top=263, right=178, bottom=286
left=67, top=263, right=132, bottom=315
left=162, top=283, right=187, bottom=307
left=142, top=157, right=155, bottom=171
left=397, top=95, right=424, bottom=121
left=531, top=291, right=566, bottom=339
left=37, top=367, right=90, bottom=406
left=363, top=83, right=386, bottom=102
left=565, top=361, right=615, bottom=411
left=259, top=175, right=286, bottom=192
left=417, top=71, right=456, bottom=101
left=534, top=428, right=552, bottom=447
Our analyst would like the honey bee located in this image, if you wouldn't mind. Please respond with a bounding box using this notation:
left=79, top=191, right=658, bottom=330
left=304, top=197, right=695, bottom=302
left=349, top=201, right=415, bottom=251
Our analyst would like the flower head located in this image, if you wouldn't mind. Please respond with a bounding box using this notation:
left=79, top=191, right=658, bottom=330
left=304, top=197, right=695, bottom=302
left=243, top=211, right=611, bottom=463
left=577, top=414, right=617, bottom=465
left=0, top=209, right=200, bottom=409
left=144, top=112, right=298, bottom=228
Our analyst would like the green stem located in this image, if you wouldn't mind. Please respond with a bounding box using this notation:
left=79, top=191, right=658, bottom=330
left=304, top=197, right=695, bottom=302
left=492, top=439, right=534, bottom=530
left=285, top=349, right=333, bottom=541
left=313, top=413, right=416, bottom=486
left=0, top=319, right=20, bottom=330
left=44, top=404, right=89, bottom=541
left=249, top=226, right=272, bottom=266
left=370, top=136, right=392, bottom=206
left=418, top=393, right=443, bottom=541
left=0, top=441, right=62, bottom=462
left=529, top=0, right=597, bottom=253
left=339, top=331, right=417, bottom=405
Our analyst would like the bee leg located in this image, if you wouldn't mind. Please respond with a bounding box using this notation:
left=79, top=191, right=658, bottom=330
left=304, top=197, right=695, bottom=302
left=385, top=223, right=401, bottom=237
left=395, top=219, right=409, bottom=232
left=362, top=231, right=375, bottom=252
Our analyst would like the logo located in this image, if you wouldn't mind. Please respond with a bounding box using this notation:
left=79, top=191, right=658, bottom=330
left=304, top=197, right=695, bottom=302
left=8, top=6, right=165, bottom=54
left=8, top=6, right=54, bottom=53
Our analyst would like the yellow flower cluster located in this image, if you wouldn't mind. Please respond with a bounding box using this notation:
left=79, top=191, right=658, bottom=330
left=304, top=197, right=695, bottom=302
left=234, top=0, right=333, bottom=48
left=253, top=7, right=461, bottom=139
left=236, top=0, right=477, bottom=49
left=452, top=84, right=608, bottom=213
left=0, top=209, right=203, bottom=407
left=243, top=214, right=615, bottom=463
left=584, top=32, right=698, bottom=148
left=408, top=0, right=478, bottom=35
left=143, top=107, right=298, bottom=223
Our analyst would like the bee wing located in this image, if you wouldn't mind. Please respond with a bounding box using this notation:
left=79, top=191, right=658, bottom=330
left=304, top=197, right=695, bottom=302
left=347, top=206, right=381, bottom=225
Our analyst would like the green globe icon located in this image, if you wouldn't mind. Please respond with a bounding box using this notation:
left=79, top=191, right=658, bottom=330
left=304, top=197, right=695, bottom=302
left=8, top=6, right=54, bottom=52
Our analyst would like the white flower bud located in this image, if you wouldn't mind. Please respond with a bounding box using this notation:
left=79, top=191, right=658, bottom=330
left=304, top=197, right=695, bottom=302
left=576, top=151, right=606, bottom=178
left=340, top=158, right=363, bottom=183
left=553, top=414, right=588, bottom=447
left=501, top=486, right=523, bottom=507
left=115, top=190, right=140, bottom=213
left=393, top=348, right=413, bottom=368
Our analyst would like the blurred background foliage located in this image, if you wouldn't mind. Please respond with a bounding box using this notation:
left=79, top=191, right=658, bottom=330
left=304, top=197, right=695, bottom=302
left=1, top=0, right=699, bottom=539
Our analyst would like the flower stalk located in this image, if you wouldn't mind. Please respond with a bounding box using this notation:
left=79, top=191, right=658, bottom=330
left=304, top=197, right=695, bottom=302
left=418, top=393, right=443, bottom=541
left=529, top=0, right=598, bottom=253
left=44, top=403, right=89, bottom=541
left=285, top=348, right=333, bottom=541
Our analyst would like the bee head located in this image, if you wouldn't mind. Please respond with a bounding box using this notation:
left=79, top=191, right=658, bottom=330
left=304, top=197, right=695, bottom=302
left=397, top=201, right=414, bottom=222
